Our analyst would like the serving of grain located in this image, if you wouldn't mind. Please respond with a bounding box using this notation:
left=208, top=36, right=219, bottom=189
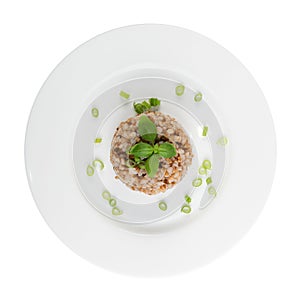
left=110, top=111, right=193, bottom=195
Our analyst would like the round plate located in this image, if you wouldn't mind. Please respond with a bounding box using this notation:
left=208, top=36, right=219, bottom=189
left=25, top=24, right=276, bottom=276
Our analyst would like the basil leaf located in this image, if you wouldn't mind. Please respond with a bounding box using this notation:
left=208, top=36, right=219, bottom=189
left=138, top=115, right=157, bottom=143
left=158, top=142, right=177, bottom=158
left=129, top=142, right=153, bottom=158
left=145, top=154, right=160, bottom=178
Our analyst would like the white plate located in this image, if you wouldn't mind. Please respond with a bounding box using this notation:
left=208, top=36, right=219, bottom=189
left=25, top=24, right=276, bottom=276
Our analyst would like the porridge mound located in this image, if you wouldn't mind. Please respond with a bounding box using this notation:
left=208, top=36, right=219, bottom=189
left=110, top=111, right=193, bottom=195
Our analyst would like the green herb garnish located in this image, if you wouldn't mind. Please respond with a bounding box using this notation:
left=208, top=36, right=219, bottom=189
left=198, top=166, right=207, bottom=175
left=109, top=198, right=117, bottom=207
left=194, top=92, right=203, bottom=102
left=158, top=201, right=167, bottom=211
left=102, top=191, right=111, bottom=200
left=94, top=138, right=102, bottom=144
left=138, top=115, right=157, bottom=143
left=208, top=186, right=217, bottom=196
left=86, top=165, right=94, bottom=176
left=192, top=178, right=202, bottom=187
left=145, top=154, right=160, bottom=178
left=112, top=207, right=123, bottom=216
left=175, top=85, right=185, bottom=96
left=126, top=159, right=137, bottom=168
left=149, top=98, right=160, bottom=106
left=202, top=126, right=208, bottom=136
left=206, top=177, right=212, bottom=185
left=91, top=107, right=99, bottom=118
left=181, top=195, right=192, bottom=214
left=133, top=98, right=161, bottom=114
left=120, top=90, right=130, bottom=99
left=184, top=195, right=192, bottom=204
left=202, top=159, right=212, bottom=170
left=157, top=142, right=177, bottom=158
left=133, top=103, right=144, bottom=114
left=217, top=136, right=228, bottom=146
left=128, top=115, right=177, bottom=178
left=129, top=142, right=154, bottom=158
left=92, top=159, right=104, bottom=170
left=181, top=204, right=191, bottom=214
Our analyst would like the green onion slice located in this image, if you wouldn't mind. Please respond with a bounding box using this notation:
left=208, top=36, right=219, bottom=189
left=158, top=201, right=167, bottom=211
left=109, top=199, right=117, bottom=207
left=206, top=177, right=212, bottom=185
left=217, top=136, right=228, bottom=146
left=86, top=165, right=94, bottom=176
left=202, top=159, right=212, bottom=170
left=192, top=178, right=202, bottom=187
left=175, top=85, right=185, bottom=96
left=102, top=191, right=111, bottom=200
left=202, top=126, right=208, bottom=136
left=126, top=159, right=136, bottom=168
left=185, top=194, right=192, bottom=204
left=94, top=138, right=102, bottom=144
left=91, top=107, right=99, bottom=118
left=120, top=90, right=130, bottom=99
left=112, top=207, right=123, bottom=216
left=198, top=166, right=207, bottom=175
left=208, top=186, right=217, bottom=196
left=194, top=92, right=203, bottom=102
left=149, top=98, right=161, bottom=106
left=92, top=159, right=104, bottom=170
left=181, top=204, right=191, bottom=214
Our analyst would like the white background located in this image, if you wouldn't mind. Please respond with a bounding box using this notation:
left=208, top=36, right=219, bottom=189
left=0, top=0, right=299, bottom=299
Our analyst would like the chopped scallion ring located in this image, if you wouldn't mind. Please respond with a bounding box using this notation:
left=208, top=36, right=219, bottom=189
left=217, top=136, right=228, bottom=146
left=94, top=138, right=102, bottom=144
left=202, top=159, right=212, bottom=170
left=149, top=98, right=160, bottom=106
left=112, top=207, right=123, bottom=216
left=202, top=126, right=208, bottom=136
left=91, top=107, right=99, bottom=118
left=206, top=177, right=212, bottom=185
left=92, top=159, right=104, bottom=170
left=158, top=201, right=167, bottom=211
left=184, top=194, right=192, bottom=203
left=198, top=166, right=207, bottom=175
left=181, top=204, right=191, bottom=214
left=208, top=186, right=217, bottom=196
left=86, top=165, right=94, bottom=176
left=102, top=191, right=111, bottom=200
left=175, top=85, right=185, bottom=96
left=126, top=159, right=136, bottom=168
left=109, top=199, right=117, bottom=207
left=120, top=90, right=130, bottom=99
left=194, top=92, right=203, bottom=102
left=192, top=178, right=202, bottom=187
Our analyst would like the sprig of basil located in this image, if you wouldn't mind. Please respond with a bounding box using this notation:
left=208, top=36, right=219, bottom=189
left=127, top=116, right=177, bottom=178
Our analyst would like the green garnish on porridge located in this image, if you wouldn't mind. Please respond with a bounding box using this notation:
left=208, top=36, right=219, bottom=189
left=110, top=100, right=193, bottom=195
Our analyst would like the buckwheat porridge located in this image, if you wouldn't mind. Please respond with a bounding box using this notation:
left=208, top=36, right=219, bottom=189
left=110, top=109, right=193, bottom=195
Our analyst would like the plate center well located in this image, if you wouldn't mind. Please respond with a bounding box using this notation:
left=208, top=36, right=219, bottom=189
left=73, top=76, right=225, bottom=224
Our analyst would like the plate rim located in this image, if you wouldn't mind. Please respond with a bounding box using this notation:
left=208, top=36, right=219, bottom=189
left=25, top=24, right=276, bottom=277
